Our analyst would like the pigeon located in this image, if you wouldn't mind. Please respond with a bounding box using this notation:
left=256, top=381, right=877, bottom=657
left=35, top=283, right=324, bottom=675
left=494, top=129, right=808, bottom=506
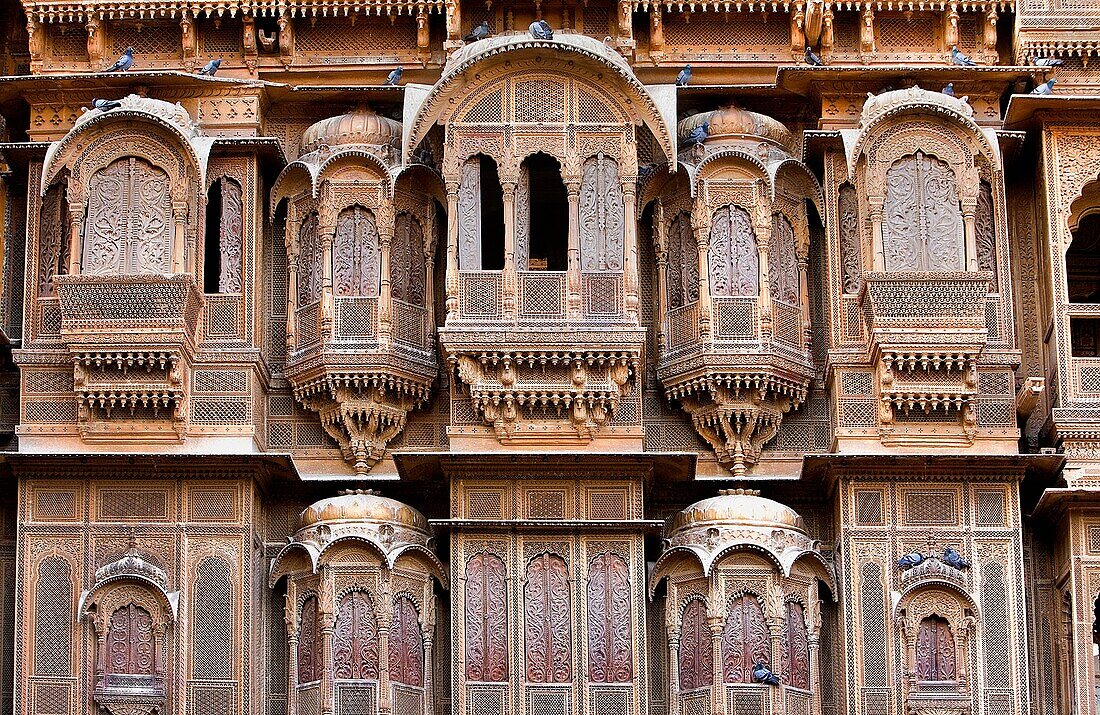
left=103, top=47, right=134, bottom=73
left=1031, top=78, right=1056, bottom=95
left=685, top=122, right=709, bottom=146
left=638, top=162, right=660, bottom=180
left=464, top=20, right=490, bottom=43
left=199, top=58, right=221, bottom=76
left=942, top=546, right=970, bottom=570
left=951, top=46, right=976, bottom=66
left=385, top=66, right=404, bottom=86
left=91, top=98, right=122, bottom=111
left=530, top=19, right=553, bottom=40
left=1032, top=55, right=1064, bottom=67
left=676, top=64, right=692, bottom=87
left=942, top=82, right=955, bottom=97
left=897, top=552, right=925, bottom=569
left=752, top=661, right=781, bottom=686
left=805, top=46, right=824, bottom=66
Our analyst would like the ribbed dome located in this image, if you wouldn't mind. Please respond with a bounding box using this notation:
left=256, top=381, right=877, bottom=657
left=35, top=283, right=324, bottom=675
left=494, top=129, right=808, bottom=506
left=668, top=489, right=806, bottom=535
left=678, top=106, right=795, bottom=153
left=301, top=104, right=401, bottom=154
left=299, top=489, right=429, bottom=533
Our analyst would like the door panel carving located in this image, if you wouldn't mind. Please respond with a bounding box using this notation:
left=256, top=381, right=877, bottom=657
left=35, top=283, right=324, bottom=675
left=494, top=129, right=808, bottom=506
left=883, top=153, right=964, bottom=271
left=83, top=157, right=172, bottom=275
left=781, top=601, right=809, bottom=689
left=218, top=177, right=244, bottom=293
left=392, top=213, right=426, bottom=306
left=976, top=181, right=996, bottom=280
left=839, top=184, right=862, bottom=293
left=709, top=205, right=759, bottom=296
left=298, top=212, right=321, bottom=306
left=334, top=590, right=379, bottom=680
left=915, top=615, right=956, bottom=681
left=465, top=553, right=508, bottom=682
left=679, top=598, right=712, bottom=691
left=524, top=552, right=572, bottom=683
left=587, top=552, right=632, bottom=683
left=299, top=595, right=321, bottom=683
left=389, top=596, right=423, bottom=687
left=579, top=155, right=625, bottom=272
left=39, top=183, right=66, bottom=296
left=106, top=603, right=154, bottom=676
left=667, top=212, right=699, bottom=309
left=333, top=205, right=380, bottom=297
left=721, top=594, right=769, bottom=684
left=516, top=165, right=530, bottom=271
left=458, top=158, right=482, bottom=270
left=768, top=214, right=799, bottom=304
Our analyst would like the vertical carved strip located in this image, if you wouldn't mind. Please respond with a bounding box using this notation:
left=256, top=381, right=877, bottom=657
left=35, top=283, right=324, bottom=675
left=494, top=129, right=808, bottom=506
left=587, top=552, right=633, bottom=683
left=389, top=596, right=424, bottom=686
left=33, top=556, right=72, bottom=677
left=679, top=598, right=712, bottom=691
left=782, top=601, right=809, bottom=689
left=579, top=156, right=625, bottom=271
left=38, top=183, right=65, bottom=296
left=976, top=180, right=997, bottom=281
left=524, top=552, right=572, bottom=683
left=297, top=212, right=321, bottom=306
left=768, top=214, right=799, bottom=304
left=464, top=553, right=508, bottom=682
left=299, top=595, right=320, bottom=683
left=721, top=595, right=769, bottom=684
left=516, top=165, right=530, bottom=272
left=458, top=158, right=482, bottom=270
left=709, top=205, right=759, bottom=297
left=333, top=205, right=380, bottom=297
left=838, top=183, right=862, bottom=293
left=218, top=177, right=244, bottom=293
left=334, top=590, right=379, bottom=680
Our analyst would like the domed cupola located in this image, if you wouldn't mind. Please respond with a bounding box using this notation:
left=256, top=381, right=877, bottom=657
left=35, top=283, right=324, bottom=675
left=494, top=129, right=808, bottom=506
left=300, top=103, right=401, bottom=154
left=666, top=488, right=814, bottom=558
left=677, top=105, right=795, bottom=155
left=293, top=488, right=433, bottom=554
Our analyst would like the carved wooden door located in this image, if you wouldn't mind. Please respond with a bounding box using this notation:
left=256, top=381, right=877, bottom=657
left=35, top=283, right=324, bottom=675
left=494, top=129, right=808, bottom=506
left=457, top=158, right=482, bottom=270
left=768, top=215, right=799, bottom=304
left=83, top=157, right=173, bottom=275
left=915, top=615, right=956, bottom=681
left=709, top=205, right=759, bottom=297
left=781, top=601, right=810, bottom=689
left=587, top=552, right=632, bottom=683
left=579, top=155, right=625, bottom=272
left=217, top=177, right=244, bottom=293
left=392, top=213, right=426, bottom=306
left=721, top=594, right=769, bottom=684
left=667, top=212, right=699, bottom=309
left=297, top=213, right=322, bottom=306
left=465, top=552, right=508, bottom=682
left=333, top=206, right=380, bottom=297
left=524, top=553, right=572, bottom=683
left=389, top=596, right=423, bottom=686
left=298, top=595, right=322, bottom=683
left=883, top=152, right=964, bottom=271
left=106, top=603, right=155, bottom=676
left=679, top=598, right=712, bottom=691
left=838, top=184, right=862, bottom=294
left=333, top=590, right=379, bottom=680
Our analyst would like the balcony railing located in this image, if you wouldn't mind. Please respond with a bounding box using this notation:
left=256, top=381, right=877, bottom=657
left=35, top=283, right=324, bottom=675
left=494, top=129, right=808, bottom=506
left=54, top=273, right=202, bottom=342
left=713, top=296, right=758, bottom=343
left=334, top=296, right=378, bottom=342
left=455, top=270, right=627, bottom=323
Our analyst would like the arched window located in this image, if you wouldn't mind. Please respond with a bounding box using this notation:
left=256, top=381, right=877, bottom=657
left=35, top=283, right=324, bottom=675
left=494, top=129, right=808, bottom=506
left=709, top=205, right=759, bottom=297
left=83, top=156, right=173, bottom=275
left=781, top=601, right=810, bottom=689
left=1067, top=213, right=1100, bottom=303
left=524, top=552, right=571, bottom=683
left=915, top=615, right=955, bottom=681
left=392, top=213, right=426, bottom=305
left=34, top=556, right=72, bottom=677
left=457, top=155, right=505, bottom=270
left=579, top=155, right=625, bottom=272
left=38, top=182, right=68, bottom=296
left=838, top=183, right=862, bottom=294
left=333, top=205, right=380, bottom=297
left=334, top=590, right=379, bottom=680
left=298, top=595, right=322, bottom=683
left=106, top=603, right=155, bottom=676
left=389, top=596, right=423, bottom=686
left=464, top=552, right=508, bottom=682
left=768, top=214, right=799, bottom=304
left=666, top=211, right=699, bottom=309
left=587, top=552, right=632, bottom=683
left=679, top=598, right=712, bottom=692
left=192, top=557, right=233, bottom=680
left=203, top=176, right=243, bottom=294
left=297, top=212, right=321, bottom=306
left=883, top=152, right=964, bottom=271
left=518, top=153, right=568, bottom=271
left=721, top=594, right=769, bottom=684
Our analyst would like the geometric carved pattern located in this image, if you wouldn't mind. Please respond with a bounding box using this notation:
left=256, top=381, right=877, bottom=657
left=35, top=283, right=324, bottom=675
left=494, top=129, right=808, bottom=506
left=34, top=556, right=72, bottom=677
left=524, top=553, right=571, bottom=684
left=193, top=557, right=233, bottom=680
left=465, top=553, right=508, bottom=682
left=586, top=552, right=632, bottom=683
left=860, top=563, right=887, bottom=688
left=722, top=594, right=769, bottom=684
left=981, top=561, right=1010, bottom=688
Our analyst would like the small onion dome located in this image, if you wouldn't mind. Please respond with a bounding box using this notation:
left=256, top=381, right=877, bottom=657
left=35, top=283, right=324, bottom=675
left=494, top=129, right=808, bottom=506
left=668, top=488, right=807, bottom=537
left=301, top=103, right=402, bottom=154
left=299, top=488, right=429, bottom=535
left=677, top=106, right=795, bottom=154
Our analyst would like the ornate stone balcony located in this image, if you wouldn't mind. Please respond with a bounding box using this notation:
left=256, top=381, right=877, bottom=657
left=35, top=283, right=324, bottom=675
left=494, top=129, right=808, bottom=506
left=54, top=273, right=202, bottom=440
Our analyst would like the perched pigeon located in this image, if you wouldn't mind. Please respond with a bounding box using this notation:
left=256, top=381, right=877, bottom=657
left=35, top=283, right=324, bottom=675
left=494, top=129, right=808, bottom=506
left=638, top=162, right=660, bottom=180
left=752, top=662, right=781, bottom=686
left=464, top=20, right=490, bottom=43
left=199, top=58, right=221, bottom=76
left=942, top=82, right=955, bottom=97
left=805, top=46, right=824, bottom=66
left=92, top=98, right=123, bottom=111
left=951, top=46, right=976, bottom=66
left=530, top=19, right=553, bottom=40
left=385, top=66, right=404, bottom=85
left=103, top=47, right=134, bottom=72
left=1032, top=55, right=1064, bottom=67
left=897, top=552, right=925, bottom=569
left=685, top=122, right=709, bottom=146
left=942, top=546, right=970, bottom=570
left=676, top=64, right=692, bottom=87
left=1031, top=78, right=1056, bottom=95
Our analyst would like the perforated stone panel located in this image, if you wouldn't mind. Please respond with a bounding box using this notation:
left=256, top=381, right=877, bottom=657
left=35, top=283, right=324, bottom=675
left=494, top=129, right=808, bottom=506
left=854, top=490, right=884, bottom=527
left=33, top=557, right=71, bottom=678
left=337, top=683, right=377, bottom=715
left=193, top=557, right=234, bottom=680
left=590, top=686, right=630, bottom=715
left=189, top=682, right=237, bottom=715
left=467, top=685, right=506, bottom=715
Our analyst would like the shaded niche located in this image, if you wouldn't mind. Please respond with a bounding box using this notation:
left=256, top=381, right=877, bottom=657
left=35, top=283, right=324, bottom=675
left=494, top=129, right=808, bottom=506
left=480, top=156, right=505, bottom=270
left=520, top=153, right=568, bottom=271
left=1067, top=212, right=1100, bottom=303
left=204, top=176, right=243, bottom=294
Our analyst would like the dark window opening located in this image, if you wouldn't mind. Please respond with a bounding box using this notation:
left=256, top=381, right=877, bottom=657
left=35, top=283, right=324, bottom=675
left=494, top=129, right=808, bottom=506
left=1068, top=213, right=1100, bottom=303
left=523, top=153, right=568, bottom=271
left=479, top=156, right=505, bottom=270
left=204, top=179, right=223, bottom=293
left=1072, top=318, right=1100, bottom=357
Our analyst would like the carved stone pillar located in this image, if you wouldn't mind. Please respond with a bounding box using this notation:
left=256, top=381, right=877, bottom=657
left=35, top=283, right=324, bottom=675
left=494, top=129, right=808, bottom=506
left=755, top=217, right=773, bottom=339
left=379, top=227, right=394, bottom=345
left=286, top=236, right=300, bottom=349
left=869, top=197, right=885, bottom=271
left=378, top=594, right=393, bottom=715
left=320, top=621, right=335, bottom=715
left=708, top=616, right=726, bottom=715
left=287, top=631, right=300, bottom=715
left=243, top=16, right=258, bottom=71
left=172, top=202, right=187, bottom=273
left=181, top=14, right=196, bottom=65
left=566, top=179, right=582, bottom=319
left=790, top=6, right=805, bottom=57
left=821, top=5, right=834, bottom=55
left=445, top=182, right=460, bottom=319
left=445, top=0, right=462, bottom=48
left=962, top=199, right=979, bottom=271
left=808, top=632, right=821, bottom=715
left=320, top=226, right=335, bottom=337
left=622, top=177, right=639, bottom=323
left=982, top=8, right=997, bottom=61
left=695, top=227, right=713, bottom=339
left=417, top=9, right=430, bottom=51
left=654, top=202, right=670, bottom=353
left=422, top=629, right=435, bottom=715
left=798, top=256, right=811, bottom=351
left=767, top=618, right=784, bottom=715
left=859, top=6, right=874, bottom=54
left=667, top=633, right=681, bottom=715
left=67, top=202, right=83, bottom=275
left=501, top=180, right=517, bottom=321
left=27, top=18, right=42, bottom=72
left=617, top=0, right=633, bottom=45
left=944, top=5, right=959, bottom=49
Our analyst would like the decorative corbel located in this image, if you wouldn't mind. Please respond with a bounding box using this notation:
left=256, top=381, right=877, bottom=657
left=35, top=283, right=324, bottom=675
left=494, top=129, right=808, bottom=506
left=180, top=13, right=196, bottom=67
left=86, top=16, right=104, bottom=67
left=859, top=6, right=875, bottom=57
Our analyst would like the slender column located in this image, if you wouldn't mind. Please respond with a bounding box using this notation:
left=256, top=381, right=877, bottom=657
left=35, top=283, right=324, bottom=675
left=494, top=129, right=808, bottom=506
left=617, top=0, right=633, bottom=45
left=417, top=8, right=430, bottom=51
left=501, top=180, right=517, bottom=321
left=378, top=598, right=393, bottom=715
left=422, top=628, right=435, bottom=715
left=755, top=213, right=773, bottom=339
left=320, top=226, right=335, bottom=338
left=86, top=17, right=103, bottom=67
left=798, top=256, right=811, bottom=352
left=808, top=631, right=822, bottom=715
left=67, top=202, right=84, bottom=275
left=869, top=197, right=885, bottom=271
left=622, top=176, right=639, bottom=323
left=379, top=225, right=394, bottom=345
left=445, top=181, right=460, bottom=320
left=654, top=202, right=670, bottom=353
left=943, top=4, right=959, bottom=49
left=708, top=616, right=726, bottom=715
left=566, top=178, right=582, bottom=319
left=668, top=631, right=682, bottom=715
left=288, top=632, right=300, bottom=715
left=695, top=226, right=712, bottom=340
left=172, top=202, right=187, bottom=273
left=962, top=199, right=979, bottom=271
left=768, top=617, right=784, bottom=715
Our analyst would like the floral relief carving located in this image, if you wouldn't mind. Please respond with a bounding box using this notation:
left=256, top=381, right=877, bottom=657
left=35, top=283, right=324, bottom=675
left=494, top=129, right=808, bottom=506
left=709, top=205, right=759, bottom=296
left=679, top=598, right=712, bottom=691
left=464, top=552, right=508, bottom=682
left=217, top=176, right=244, bottom=293
left=297, top=212, right=321, bottom=306
left=106, top=603, right=155, bottom=676
left=333, top=205, right=380, bottom=297
left=721, top=594, right=769, bottom=684
left=976, top=180, right=997, bottom=281
left=392, top=212, right=426, bottom=306
left=457, top=157, right=482, bottom=270
left=333, top=590, right=379, bottom=680
left=524, top=552, right=572, bottom=684
left=781, top=601, right=809, bottom=689
left=839, top=183, right=862, bottom=293
left=579, top=155, right=625, bottom=272
left=587, top=552, right=632, bottom=683
left=83, top=156, right=172, bottom=276
left=883, top=152, right=964, bottom=271
left=516, top=164, right=530, bottom=271
left=389, top=595, right=423, bottom=687
left=915, top=615, right=956, bottom=681
left=298, top=595, right=322, bottom=683
left=667, top=211, right=699, bottom=309
left=39, top=183, right=66, bottom=296
left=768, top=214, right=799, bottom=304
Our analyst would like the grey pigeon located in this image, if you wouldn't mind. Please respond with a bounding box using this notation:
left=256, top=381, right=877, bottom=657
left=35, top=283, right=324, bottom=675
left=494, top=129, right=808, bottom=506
left=752, top=661, right=781, bottom=686
left=942, top=82, right=955, bottom=97
left=942, top=546, right=970, bottom=570
left=1031, top=78, right=1056, bottom=95
left=897, top=552, right=925, bottom=569
left=92, top=98, right=123, bottom=111
left=385, top=66, right=403, bottom=85
left=805, top=46, right=824, bottom=66
left=103, top=47, right=134, bottom=72
left=638, top=162, right=660, bottom=180
left=530, top=19, right=553, bottom=40
left=951, top=46, right=976, bottom=66
left=1032, top=55, right=1064, bottom=67
left=464, top=20, right=490, bottom=43
left=685, top=122, right=708, bottom=146
left=199, top=58, right=221, bottom=76
left=676, top=65, right=692, bottom=86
